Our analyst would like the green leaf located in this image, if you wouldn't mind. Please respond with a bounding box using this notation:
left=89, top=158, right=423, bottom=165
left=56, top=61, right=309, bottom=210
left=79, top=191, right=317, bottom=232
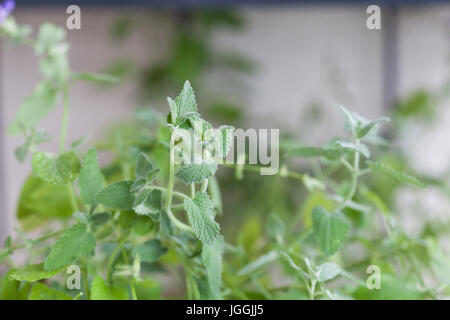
left=8, top=81, right=58, bottom=134
left=133, top=189, right=161, bottom=217
left=91, top=276, right=128, bottom=300
left=174, top=80, right=198, bottom=122
left=312, top=207, right=349, bottom=256
left=78, top=148, right=103, bottom=204
left=133, top=239, right=168, bottom=263
left=72, top=72, right=119, bottom=84
left=201, top=236, right=224, bottom=299
left=184, top=192, right=220, bottom=245
left=135, top=152, right=154, bottom=178
left=176, top=162, right=218, bottom=184
left=356, top=117, right=390, bottom=139
left=238, top=250, right=279, bottom=276
left=366, top=160, right=427, bottom=189
left=29, top=283, right=72, bottom=300
left=95, top=180, right=134, bottom=210
left=32, top=151, right=81, bottom=186
left=18, top=175, right=73, bottom=229
left=286, top=146, right=341, bottom=160
left=266, top=214, right=285, bottom=243
left=338, top=105, right=358, bottom=136
left=353, top=275, right=424, bottom=300
left=35, top=23, right=66, bottom=54
left=9, top=263, right=64, bottom=282
left=335, top=140, right=370, bottom=158
left=0, top=270, right=30, bottom=300
left=44, top=223, right=96, bottom=271
left=317, top=262, right=341, bottom=282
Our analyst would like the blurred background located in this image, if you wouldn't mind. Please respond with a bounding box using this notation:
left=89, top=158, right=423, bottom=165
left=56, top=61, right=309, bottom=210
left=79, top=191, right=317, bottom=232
left=1, top=1, right=450, bottom=254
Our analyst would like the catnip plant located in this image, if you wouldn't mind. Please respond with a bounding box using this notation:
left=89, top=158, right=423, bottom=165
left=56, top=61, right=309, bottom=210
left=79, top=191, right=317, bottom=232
left=1, top=9, right=448, bottom=301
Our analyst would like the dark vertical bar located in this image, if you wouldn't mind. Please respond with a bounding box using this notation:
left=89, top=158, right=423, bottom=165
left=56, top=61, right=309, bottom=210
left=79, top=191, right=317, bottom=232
left=383, top=5, right=399, bottom=110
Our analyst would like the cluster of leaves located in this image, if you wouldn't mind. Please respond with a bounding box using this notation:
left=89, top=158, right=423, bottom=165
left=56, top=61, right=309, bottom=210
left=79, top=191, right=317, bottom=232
left=1, top=13, right=449, bottom=301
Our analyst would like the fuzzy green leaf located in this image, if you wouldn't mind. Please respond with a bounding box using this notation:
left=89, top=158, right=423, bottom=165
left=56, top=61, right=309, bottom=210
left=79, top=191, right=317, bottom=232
left=176, top=162, right=217, bottom=184
left=9, top=263, right=63, bottom=282
left=133, top=239, right=168, bottom=263
left=175, top=80, right=198, bottom=119
left=32, top=151, right=81, bottom=186
left=366, top=161, right=426, bottom=189
left=202, top=236, right=224, bottom=299
left=44, top=223, right=96, bottom=271
left=78, top=148, right=103, bottom=204
left=184, top=192, right=220, bottom=245
left=317, top=262, right=341, bottom=282
left=312, top=207, right=349, bottom=256
left=95, top=180, right=134, bottom=210
left=8, top=81, right=59, bottom=134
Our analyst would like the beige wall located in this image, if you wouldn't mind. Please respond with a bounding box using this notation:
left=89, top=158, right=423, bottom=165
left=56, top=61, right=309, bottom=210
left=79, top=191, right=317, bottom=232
left=1, top=5, right=450, bottom=240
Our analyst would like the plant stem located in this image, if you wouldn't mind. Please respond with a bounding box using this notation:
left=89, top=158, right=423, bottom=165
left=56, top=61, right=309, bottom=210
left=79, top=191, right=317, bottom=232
left=10, top=229, right=65, bottom=251
left=165, top=132, right=193, bottom=233
left=336, top=139, right=360, bottom=211
left=190, top=183, right=196, bottom=198
left=201, top=178, right=209, bottom=193
left=121, top=249, right=138, bottom=300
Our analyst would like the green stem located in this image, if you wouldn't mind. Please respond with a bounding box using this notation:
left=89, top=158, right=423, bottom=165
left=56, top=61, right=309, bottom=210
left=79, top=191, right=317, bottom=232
left=121, top=249, right=138, bottom=300
left=336, top=139, right=360, bottom=211
left=201, top=178, right=209, bottom=193
left=10, top=229, right=65, bottom=251
left=82, top=264, right=89, bottom=300
left=107, top=239, right=126, bottom=282
left=190, top=183, right=196, bottom=198
left=165, top=133, right=193, bottom=233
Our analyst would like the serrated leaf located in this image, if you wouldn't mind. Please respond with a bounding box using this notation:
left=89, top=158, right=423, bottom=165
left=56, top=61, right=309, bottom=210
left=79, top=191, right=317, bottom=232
left=32, top=151, right=80, bottom=186
left=29, top=283, right=72, bottom=300
left=175, top=80, right=198, bottom=120
left=44, top=223, right=96, bottom=271
left=202, top=236, right=224, bottom=299
left=94, top=180, right=134, bottom=210
left=335, top=140, right=370, bottom=158
left=366, top=160, right=427, bottom=189
left=286, top=146, right=341, bottom=160
left=78, top=148, right=103, bottom=204
left=133, top=239, right=168, bottom=263
left=317, top=262, right=341, bottom=282
left=176, top=162, right=217, bottom=184
left=9, top=263, right=63, bottom=282
left=312, top=207, right=349, bottom=256
left=8, top=81, right=58, bottom=134
left=184, top=192, right=219, bottom=245
left=91, top=276, right=128, bottom=300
